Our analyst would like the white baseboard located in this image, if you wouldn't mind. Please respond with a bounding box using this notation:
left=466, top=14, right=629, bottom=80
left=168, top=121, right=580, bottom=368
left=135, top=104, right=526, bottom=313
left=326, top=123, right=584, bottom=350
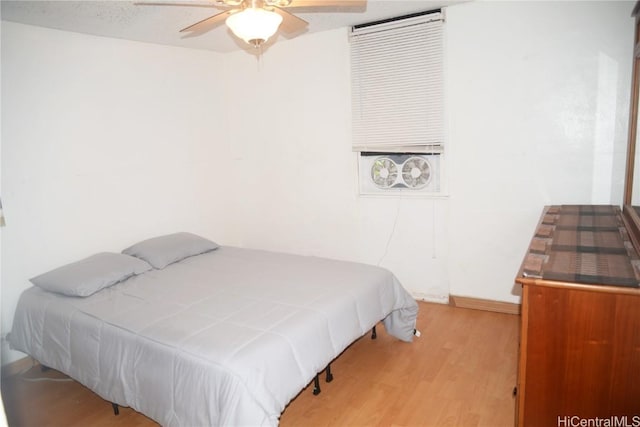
left=411, top=292, right=449, bottom=305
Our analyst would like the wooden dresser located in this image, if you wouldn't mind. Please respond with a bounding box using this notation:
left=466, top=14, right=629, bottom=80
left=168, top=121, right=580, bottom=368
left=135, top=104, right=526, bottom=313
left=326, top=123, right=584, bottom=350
left=515, top=205, right=640, bottom=427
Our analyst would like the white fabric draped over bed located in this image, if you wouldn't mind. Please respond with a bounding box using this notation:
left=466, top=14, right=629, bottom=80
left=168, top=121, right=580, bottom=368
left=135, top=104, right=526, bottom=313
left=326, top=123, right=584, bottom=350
left=10, top=246, right=419, bottom=426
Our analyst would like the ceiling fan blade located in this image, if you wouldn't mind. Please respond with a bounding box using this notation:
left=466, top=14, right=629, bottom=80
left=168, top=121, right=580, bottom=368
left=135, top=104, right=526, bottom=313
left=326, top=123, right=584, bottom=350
left=272, top=7, right=308, bottom=34
left=134, top=1, right=222, bottom=8
left=180, top=10, right=231, bottom=33
left=287, top=0, right=366, bottom=8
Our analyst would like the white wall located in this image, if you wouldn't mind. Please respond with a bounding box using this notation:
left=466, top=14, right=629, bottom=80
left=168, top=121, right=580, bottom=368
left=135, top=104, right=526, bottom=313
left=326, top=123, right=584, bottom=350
left=221, top=30, right=451, bottom=303
left=446, top=1, right=633, bottom=302
left=1, top=23, right=235, bottom=363
left=0, top=15, right=4, bottom=374
left=0, top=16, right=9, bottom=425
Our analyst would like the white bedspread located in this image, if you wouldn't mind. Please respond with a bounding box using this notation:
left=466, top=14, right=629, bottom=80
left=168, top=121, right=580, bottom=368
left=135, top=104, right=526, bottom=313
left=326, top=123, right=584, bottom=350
left=10, top=247, right=419, bottom=426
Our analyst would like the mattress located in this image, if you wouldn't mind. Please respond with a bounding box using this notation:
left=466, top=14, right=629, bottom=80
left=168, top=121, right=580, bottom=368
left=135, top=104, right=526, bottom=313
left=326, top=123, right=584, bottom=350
left=9, top=246, right=419, bottom=426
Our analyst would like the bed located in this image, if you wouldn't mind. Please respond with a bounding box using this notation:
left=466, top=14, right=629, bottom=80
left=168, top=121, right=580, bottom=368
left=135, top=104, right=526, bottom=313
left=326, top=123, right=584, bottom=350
left=9, top=233, right=419, bottom=426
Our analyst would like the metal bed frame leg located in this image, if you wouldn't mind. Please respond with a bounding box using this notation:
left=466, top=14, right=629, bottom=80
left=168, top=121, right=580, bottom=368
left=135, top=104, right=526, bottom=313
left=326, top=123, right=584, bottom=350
left=313, top=363, right=334, bottom=396
left=112, top=403, right=120, bottom=416
left=310, top=324, right=380, bottom=398
left=312, top=374, right=321, bottom=395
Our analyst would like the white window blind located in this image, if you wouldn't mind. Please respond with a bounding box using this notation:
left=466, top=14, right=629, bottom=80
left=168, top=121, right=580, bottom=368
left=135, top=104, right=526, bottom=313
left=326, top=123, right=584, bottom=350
left=350, top=11, right=444, bottom=153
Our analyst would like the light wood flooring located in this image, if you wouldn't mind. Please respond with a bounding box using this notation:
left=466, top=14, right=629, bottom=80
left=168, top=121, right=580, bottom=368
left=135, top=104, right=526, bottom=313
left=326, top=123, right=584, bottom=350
left=1, top=302, right=519, bottom=426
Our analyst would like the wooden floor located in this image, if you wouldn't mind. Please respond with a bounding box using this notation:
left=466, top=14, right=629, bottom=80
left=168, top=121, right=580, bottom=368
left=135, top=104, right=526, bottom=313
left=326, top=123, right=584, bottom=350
left=1, top=302, right=519, bottom=426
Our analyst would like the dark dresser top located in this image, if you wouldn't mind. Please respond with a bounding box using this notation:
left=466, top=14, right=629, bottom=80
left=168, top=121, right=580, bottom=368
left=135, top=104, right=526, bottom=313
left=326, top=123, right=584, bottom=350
left=517, top=205, right=640, bottom=288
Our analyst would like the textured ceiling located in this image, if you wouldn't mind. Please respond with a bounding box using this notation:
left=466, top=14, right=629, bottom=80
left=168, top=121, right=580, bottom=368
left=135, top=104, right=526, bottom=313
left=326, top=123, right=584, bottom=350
left=1, top=0, right=466, bottom=53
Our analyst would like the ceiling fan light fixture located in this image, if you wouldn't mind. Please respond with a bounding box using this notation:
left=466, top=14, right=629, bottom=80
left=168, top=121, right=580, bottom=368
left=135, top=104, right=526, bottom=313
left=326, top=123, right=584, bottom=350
left=226, top=7, right=283, bottom=48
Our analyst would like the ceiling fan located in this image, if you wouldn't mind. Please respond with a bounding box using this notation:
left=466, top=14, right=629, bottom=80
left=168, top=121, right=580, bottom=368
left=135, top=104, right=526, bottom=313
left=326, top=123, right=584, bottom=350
left=138, top=0, right=366, bottom=48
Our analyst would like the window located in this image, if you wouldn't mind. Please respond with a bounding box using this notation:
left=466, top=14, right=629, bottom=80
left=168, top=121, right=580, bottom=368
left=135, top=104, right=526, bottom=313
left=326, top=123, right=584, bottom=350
left=350, top=9, right=444, bottom=153
left=350, top=10, right=445, bottom=195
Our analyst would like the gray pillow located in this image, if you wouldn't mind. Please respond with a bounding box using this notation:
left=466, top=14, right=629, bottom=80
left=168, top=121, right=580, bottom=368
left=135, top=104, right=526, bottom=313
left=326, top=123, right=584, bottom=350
left=30, top=252, right=152, bottom=297
left=122, top=232, right=219, bottom=269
